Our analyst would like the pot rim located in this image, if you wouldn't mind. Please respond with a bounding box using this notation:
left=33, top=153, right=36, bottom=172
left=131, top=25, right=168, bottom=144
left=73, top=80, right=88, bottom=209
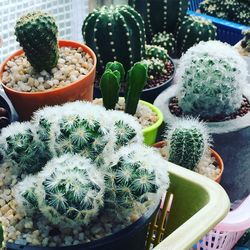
left=0, top=39, right=97, bottom=96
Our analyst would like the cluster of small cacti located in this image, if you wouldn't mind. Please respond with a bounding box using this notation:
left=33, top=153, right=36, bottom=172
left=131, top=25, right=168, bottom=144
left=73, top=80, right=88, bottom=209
left=176, top=41, right=248, bottom=119
left=165, top=118, right=211, bottom=170
left=241, top=29, right=250, bottom=52
left=142, top=58, right=166, bottom=78
left=200, top=0, right=250, bottom=26
left=82, top=5, right=146, bottom=73
left=145, top=45, right=169, bottom=62
left=0, top=101, right=169, bottom=230
left=100, top=61, right=147, bottom=115
left=15, top=12, right=59, bottom=72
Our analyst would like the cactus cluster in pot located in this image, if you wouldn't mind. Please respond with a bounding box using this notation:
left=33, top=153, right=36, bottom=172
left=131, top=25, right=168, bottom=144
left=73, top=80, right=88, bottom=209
left=0, top=101, right=169, bottom=247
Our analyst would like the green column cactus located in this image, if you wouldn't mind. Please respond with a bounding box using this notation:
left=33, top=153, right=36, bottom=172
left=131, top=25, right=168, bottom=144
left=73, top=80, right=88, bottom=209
left=176, top=15, right=217, bottom=57
left=166, top=118, right=211, bottom=170
left=15, top=12, right=59, bottom=72
left=82, top=5, right=146, bottom=73
left=128, top=0, right=189, bottom=41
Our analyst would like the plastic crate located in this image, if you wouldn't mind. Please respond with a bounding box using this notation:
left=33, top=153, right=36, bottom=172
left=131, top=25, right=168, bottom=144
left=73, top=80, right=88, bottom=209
left=188, top=0, right=250, bottom=45
left=146, top=162, right=230, bottom=250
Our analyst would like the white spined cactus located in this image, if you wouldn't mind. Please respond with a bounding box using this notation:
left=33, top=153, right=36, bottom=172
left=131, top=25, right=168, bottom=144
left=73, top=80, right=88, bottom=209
left=165, top=117, right=211, bottom=170
left=176, top=40, right=248, bottom=119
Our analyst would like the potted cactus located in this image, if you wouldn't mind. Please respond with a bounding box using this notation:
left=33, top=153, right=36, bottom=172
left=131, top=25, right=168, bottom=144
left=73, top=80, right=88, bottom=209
left=0, top=12, right=97, bottom=121
left=0, top=101, right=169, bottom=250
left=82, top=5, right=175, bottom=103
left=154, top=40, right=250, bottom=201
left=154, top=118, right=224, bottom=183
left=94, top=61, right=164, bottom=145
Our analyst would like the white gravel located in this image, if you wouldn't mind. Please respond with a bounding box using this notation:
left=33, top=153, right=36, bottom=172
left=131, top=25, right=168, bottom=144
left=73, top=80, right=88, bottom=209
left=2, top=47, right=94, bottom=92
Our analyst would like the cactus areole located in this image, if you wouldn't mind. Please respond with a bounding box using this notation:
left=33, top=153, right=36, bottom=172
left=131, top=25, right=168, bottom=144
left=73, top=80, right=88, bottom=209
left=82, top=5, right=146, bottom=73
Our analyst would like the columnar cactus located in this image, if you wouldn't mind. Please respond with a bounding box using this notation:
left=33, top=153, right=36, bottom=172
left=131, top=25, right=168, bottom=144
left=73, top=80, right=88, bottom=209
left=166, top=118, right=211, bottom=170
left=151, top=32, right=176, bottom=56
left=15, top=154, right=105, bottom=226
left=82, top=5, right=146, bottom=73
left=176, top=15, right=217, bottom=57
left=128, top=0, right=189, bottom=41
left=15, top=12, right=59, bottom=72
left=176, top=41, right=248, bottom=119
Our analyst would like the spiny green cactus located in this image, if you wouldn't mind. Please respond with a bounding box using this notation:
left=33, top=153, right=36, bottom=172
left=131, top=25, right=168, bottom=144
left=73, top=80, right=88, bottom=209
left=176, top=15, right=217, bottom=57
left=142, top=58, right=166, bottom=79
left=166, top=118, right=211, bottom=170
left=176, top=41, right=248, bottom=119
left=15, top=12, right=59, bottom=72
left=241, top=29, right=250, bottom=52
left=145, top=45, right=169, bottom=62
left=0, top=122, right=50, bottom=175
left=16, top=154, right=105, bottom=226
left=128, top=0, right=189, bottom=41
left=82, top=5, right=146, bottom=73
left=151, top=32, right=176, bottom=56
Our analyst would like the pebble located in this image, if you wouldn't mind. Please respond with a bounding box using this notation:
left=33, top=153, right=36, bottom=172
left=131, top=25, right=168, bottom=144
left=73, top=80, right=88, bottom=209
left=2, top=47, right=94, bottom=92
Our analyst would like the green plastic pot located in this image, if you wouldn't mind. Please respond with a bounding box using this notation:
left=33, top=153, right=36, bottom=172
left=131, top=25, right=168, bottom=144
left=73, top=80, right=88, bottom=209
left=140, top=100, right=164, bottom=145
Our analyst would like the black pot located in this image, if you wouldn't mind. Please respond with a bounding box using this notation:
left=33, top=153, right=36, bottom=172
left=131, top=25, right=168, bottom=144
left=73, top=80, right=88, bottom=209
left=6, top=202, right=159, bottom=250
left=94, top=59, right=176, bottom=104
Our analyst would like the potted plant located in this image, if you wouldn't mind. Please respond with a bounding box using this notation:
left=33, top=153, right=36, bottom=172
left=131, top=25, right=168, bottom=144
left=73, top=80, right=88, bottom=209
left=82, top=5, right=175, bottom=103
left=93, top=61, right=164, bottom=145
left=0, top=101, right=169, bottom=249
left=154, top=40, right=250, bottom=201
left=0, top=12, right=97, bottom=121
left=154, top=117, right=224, bottom=183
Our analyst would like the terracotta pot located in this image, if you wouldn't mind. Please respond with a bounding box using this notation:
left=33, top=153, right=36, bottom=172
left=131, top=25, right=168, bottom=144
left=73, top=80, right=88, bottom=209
left=153, top=141, right=224, bottom=183
left=0, top=40, right=97, bottom=121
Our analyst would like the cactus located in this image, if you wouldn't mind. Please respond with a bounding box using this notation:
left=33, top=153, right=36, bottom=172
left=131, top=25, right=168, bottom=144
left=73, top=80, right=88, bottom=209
left=145, top=45, right=169, bottom=62
left=151, top=32, right=176, bottom=56
left=105, top=144, right=169, bottom=217
left=128, top=0, right=189, bottom=41
left=241, top=29, right=250, bottom=52
left=176, top=41, right=248, bottom=119
left=165, top=118, right=211, bottom=170
left=15, top=154, right=105, bottom=226
left=15, top=12, right=59, bottom=72
left=141, top=58, right=166, bottom=79
left=82, top=5, right=146, bottom=73
left=176, top=15, right=217, bottom=57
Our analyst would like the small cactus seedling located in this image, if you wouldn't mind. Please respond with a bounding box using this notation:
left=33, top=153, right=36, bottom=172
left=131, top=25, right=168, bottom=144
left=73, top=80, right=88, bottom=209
left=176, top=15, right=217, bottom=57
left=165, top=118, right=211, bottom=170
left=15, top=12, right=59, bottom=72
left=82, top=5, right=146, bottom=73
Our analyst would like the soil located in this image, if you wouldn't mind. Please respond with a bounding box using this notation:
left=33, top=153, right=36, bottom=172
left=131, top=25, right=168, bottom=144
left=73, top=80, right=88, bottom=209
left=169, top=96, right=250, bottom=122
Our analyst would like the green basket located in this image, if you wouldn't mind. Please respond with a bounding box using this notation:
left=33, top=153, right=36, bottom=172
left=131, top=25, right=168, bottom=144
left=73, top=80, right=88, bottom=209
left=147, top=162, right=230, bottom=250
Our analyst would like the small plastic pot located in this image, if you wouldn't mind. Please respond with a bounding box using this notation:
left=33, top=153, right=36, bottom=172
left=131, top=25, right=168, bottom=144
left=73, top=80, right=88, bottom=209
left=6, top=203, right=160, bottom=250
left=0, top=40, right=97, bottom=121
left=153, top=141, right=224, bottom=183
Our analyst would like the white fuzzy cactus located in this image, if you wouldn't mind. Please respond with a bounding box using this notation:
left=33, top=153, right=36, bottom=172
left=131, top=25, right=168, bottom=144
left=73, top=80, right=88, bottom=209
left=176, top=40, right=248, bottom=119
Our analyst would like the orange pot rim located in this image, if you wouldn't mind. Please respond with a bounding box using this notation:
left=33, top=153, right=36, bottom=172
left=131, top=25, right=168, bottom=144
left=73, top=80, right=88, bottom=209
left=153, top=141, right=224, bottom=183
left=0, top=39, right=97, bottom=95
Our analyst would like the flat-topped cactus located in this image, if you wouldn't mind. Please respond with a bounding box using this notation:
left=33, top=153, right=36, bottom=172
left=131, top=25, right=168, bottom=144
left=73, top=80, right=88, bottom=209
left=176, top=15, right=217, bottom=57
left=15, top=12, right=59, bottom=72
left=82, top=5, right=146, bottom=73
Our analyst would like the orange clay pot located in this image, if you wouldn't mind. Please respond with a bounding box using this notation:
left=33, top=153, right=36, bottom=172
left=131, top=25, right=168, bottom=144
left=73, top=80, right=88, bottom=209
left=0, top=40, right=97, bottom=121
left=153, top=141, right=224, bottom=183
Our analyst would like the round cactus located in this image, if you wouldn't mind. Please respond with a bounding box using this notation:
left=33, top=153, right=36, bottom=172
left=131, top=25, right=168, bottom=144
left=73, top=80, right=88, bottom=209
left=82, top=5, right=146, bottom=73
left=129, top=0, right=189, bottom=41
left=151, top=32, right=176, bottom=56
left=15, top=12, right=59, bottom=72
left=145, top=45, right=169, bottom=62
left=176, top=41, right=248, bottom=119
left=176, top=15, right=217, bottom=57
left=142, top=58, right=166, bottom=78
left=166, top=118, right=211, bottom=170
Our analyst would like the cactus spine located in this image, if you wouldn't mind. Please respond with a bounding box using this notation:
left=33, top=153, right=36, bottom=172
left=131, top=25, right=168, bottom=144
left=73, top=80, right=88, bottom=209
left=128, top=0, right=189, bottom=41
left=15, top=12, right=59, bottom=72
left=82, top=5, right=146, bottom=73
left=176, top=15, right=217, bottom=57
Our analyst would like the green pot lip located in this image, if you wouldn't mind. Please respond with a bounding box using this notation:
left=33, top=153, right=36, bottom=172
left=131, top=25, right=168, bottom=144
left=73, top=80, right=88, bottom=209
left=140, top=100, right=164, bottom=134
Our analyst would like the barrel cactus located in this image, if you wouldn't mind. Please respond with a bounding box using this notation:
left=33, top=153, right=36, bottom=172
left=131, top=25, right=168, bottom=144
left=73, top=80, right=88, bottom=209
left=176, top=41, right=248, bottom=119
left=82, top=5, right=146, bottom=73
left=128, top=0, right=189, bottom=41
left=145, top=45, right=169, bottom=62
left=166, top=118, right=211, bottom=170
left=142, top=58, right=166, bottom=79
left=176, top=15, right=217, bottom=57
left=15, top=12, right=59, bottom=72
